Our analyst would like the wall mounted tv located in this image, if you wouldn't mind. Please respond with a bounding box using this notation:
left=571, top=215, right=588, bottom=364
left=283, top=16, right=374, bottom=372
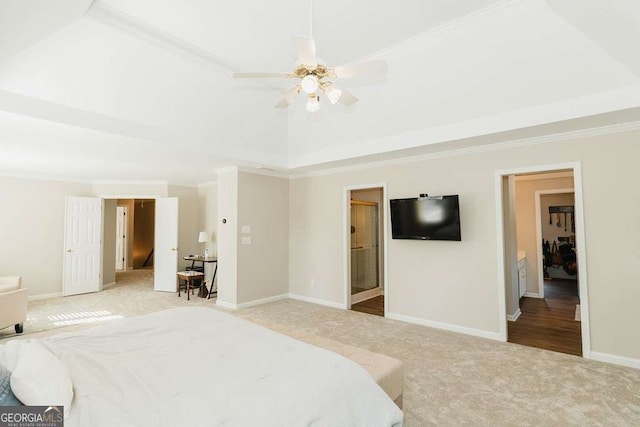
left=390, top=195, right=461, bottom=241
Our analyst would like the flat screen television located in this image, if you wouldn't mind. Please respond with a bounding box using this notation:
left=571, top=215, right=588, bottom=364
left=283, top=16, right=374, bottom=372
left=390, top=195, right=461, bottom=241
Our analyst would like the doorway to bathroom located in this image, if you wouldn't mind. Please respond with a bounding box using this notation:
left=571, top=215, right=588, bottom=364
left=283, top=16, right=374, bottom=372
left=345, top=186, right=386, bottom=317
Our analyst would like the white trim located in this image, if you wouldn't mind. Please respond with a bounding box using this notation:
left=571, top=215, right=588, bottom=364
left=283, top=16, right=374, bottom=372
left=28, top=292, right=62, bottom=301
left=495, top=174, right=508, bottom=342
left=506, top=308, right=521, bottom=322
left=523, top=292, right=543, bottom=299
left=534, top=188, right=574, bottom=299
left=356, top=0, right=518, bottom=62
left=572, top=163, right=592, bottom=359
left=102, top=281, right=116, bottom=290
left=290, top=120, right=640, bottom=179
left=515, top=171, right=573, bottom=182
left=351, top=287, right=382, bottom=305
left=288, top=293, right=346, bottom=309
left=92, top=180, right=168, bottom=186
left=387, top=312, right=502, bottom=341
left=343, top=183, right=388, bottom=317
left=590, top=351, right=640, bottom=370
left=215, top=299, right=237, bottom=310
left=234, top=294, right=289, bottom=309
left=0, top=172, right=92, bottom=184
left=98, top=194, right=162, bottom=199
left=237, top=166, right=290, bottom=179
left=88, top=1, right=236, bottom=73
left=495, top=162, right=591, bottom=358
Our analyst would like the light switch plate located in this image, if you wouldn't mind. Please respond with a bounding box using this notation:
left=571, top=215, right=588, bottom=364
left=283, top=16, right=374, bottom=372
left=241, top=236, right=252, bottom=245
left=241, top=225, right=251, bottom=234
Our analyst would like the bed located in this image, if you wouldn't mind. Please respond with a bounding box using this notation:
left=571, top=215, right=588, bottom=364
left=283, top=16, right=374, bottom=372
left=0, top=307, right=403, bottom=426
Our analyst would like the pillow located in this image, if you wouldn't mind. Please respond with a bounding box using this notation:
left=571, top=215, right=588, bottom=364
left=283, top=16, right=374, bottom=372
left=0, top=363, right=23, bottom=406
left=9, top=341, right=73, bottom=417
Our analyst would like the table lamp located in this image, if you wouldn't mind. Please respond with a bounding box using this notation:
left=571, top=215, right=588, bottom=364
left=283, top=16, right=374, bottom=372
left=199, top=231, right=209, bottom=257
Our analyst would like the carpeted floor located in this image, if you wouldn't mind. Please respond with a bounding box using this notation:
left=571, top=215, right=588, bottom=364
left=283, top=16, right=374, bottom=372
left=2, top=270, right=640, bottom=425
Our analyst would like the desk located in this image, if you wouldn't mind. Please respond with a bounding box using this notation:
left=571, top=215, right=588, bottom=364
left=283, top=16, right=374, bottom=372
left=176, top=271, right=205, bottom=301
left=183, top=256, right=218, bottom=299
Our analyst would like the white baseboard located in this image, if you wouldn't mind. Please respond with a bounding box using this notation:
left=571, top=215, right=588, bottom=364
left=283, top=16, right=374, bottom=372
left=28, top=292, right=62, bottom=301
left=236, top=294, right=288, bottom=309
left=288, top=293, right=346, bottom=309
left=524, top=292, right=543, bottom=298
left=507, top=308, right=521, bottom=322
left=215, top=300, right=237, bottom=310
left=351, top=287, right=382, bottom=304
left=216, top=293, right=289, bottom=310
left=386, top=312, right=502, bottom=341
left=590, top=351, right=640, bottom=370
left=103, top=281, right=116, bottom=290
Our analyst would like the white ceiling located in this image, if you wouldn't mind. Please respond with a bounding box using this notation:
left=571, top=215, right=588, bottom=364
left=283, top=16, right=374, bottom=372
left=0, top=0, right=639, bottom=184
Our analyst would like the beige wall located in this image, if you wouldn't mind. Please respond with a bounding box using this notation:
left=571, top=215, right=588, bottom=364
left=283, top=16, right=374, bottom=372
left=236, top=172, right=289, bottom=304
left=289, top=133, right=640, bottom=361
left=515, top=177, right=575, bottom=295
left=0, top=176, right=92, bottom=296
left=102, top=199, right=117, bottom=285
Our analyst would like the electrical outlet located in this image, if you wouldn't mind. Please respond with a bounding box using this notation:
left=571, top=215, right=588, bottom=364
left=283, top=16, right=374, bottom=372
left=310, top=280, right=315, bottom=288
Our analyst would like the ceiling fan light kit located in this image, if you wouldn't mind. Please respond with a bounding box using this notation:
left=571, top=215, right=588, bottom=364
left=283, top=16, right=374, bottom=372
left=306, top=95, right=320, bottom=112
left=234, top=37, right=387, bottom=112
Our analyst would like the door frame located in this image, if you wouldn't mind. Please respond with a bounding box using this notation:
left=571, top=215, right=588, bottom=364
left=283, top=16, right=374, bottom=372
left=343, top=183, right=389, bottom=316
left=495, top=162, right=591, bottom=358
left=534, top=188, right=575, bottom=299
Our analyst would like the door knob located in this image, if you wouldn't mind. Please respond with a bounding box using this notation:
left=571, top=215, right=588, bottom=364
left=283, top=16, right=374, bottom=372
left=66, top=249, right=72, bottom=253
left=171, top=247, right=178, bottom=251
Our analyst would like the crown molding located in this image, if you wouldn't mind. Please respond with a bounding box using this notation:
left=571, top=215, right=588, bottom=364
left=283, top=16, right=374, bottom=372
left=92, top=180, right=168, bottom=186
left=356, top=0, right=521, bottom=62
left=290, top=120, right=640, bottom=179
left=0, top=171, right=92, bottom=184
left=238, top=166, right=290, bottom=179
left=87, top=0, right=236, bottom=73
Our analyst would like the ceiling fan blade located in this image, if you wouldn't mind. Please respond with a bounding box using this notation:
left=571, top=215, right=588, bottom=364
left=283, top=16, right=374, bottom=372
left=274, top=85, right=301, bottom=109
left=233, top=72, right=290, bottom=78
left=339, top=90, right=359, bottom=107
left=332, top=60, right=388, bottom=79
left=292, top=35, right=317, bottom=67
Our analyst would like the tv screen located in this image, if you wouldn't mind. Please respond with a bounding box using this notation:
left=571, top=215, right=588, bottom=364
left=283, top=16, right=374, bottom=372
left=390, top=195, right=461, bottom=241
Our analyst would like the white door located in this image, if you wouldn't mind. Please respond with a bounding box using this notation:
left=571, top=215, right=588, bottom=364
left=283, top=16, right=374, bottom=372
left=115, top=207, right=127, bottom=270
left=63, top=197, right=103, bottom=296
left=154, top=197, right=179, bottom=292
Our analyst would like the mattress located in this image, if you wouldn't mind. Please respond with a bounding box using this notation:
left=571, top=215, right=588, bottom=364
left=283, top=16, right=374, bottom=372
left=0, top=307, right=403, bottom=426
left=249, top=319, right=404, bottom=403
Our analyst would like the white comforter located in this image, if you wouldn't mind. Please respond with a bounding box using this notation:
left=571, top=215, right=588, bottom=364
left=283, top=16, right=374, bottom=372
left=9, top=308, right=403, bottom=426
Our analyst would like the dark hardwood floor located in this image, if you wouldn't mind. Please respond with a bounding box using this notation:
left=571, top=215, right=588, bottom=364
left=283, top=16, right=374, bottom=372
left=351, top=295, right=384, bottom=317
left=508, top=279, right=582, bottom=356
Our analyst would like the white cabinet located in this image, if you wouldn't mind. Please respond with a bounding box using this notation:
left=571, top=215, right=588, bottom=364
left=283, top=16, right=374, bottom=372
left=517, top=258, right=526, bottom=298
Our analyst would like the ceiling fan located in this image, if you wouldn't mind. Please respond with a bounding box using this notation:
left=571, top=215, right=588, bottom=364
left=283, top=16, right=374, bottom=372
left=233, top=35, right=388, bottom=112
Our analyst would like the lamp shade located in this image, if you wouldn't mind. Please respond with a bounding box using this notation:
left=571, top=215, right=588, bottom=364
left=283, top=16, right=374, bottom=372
left=198, top=231, right=209, bottom=243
